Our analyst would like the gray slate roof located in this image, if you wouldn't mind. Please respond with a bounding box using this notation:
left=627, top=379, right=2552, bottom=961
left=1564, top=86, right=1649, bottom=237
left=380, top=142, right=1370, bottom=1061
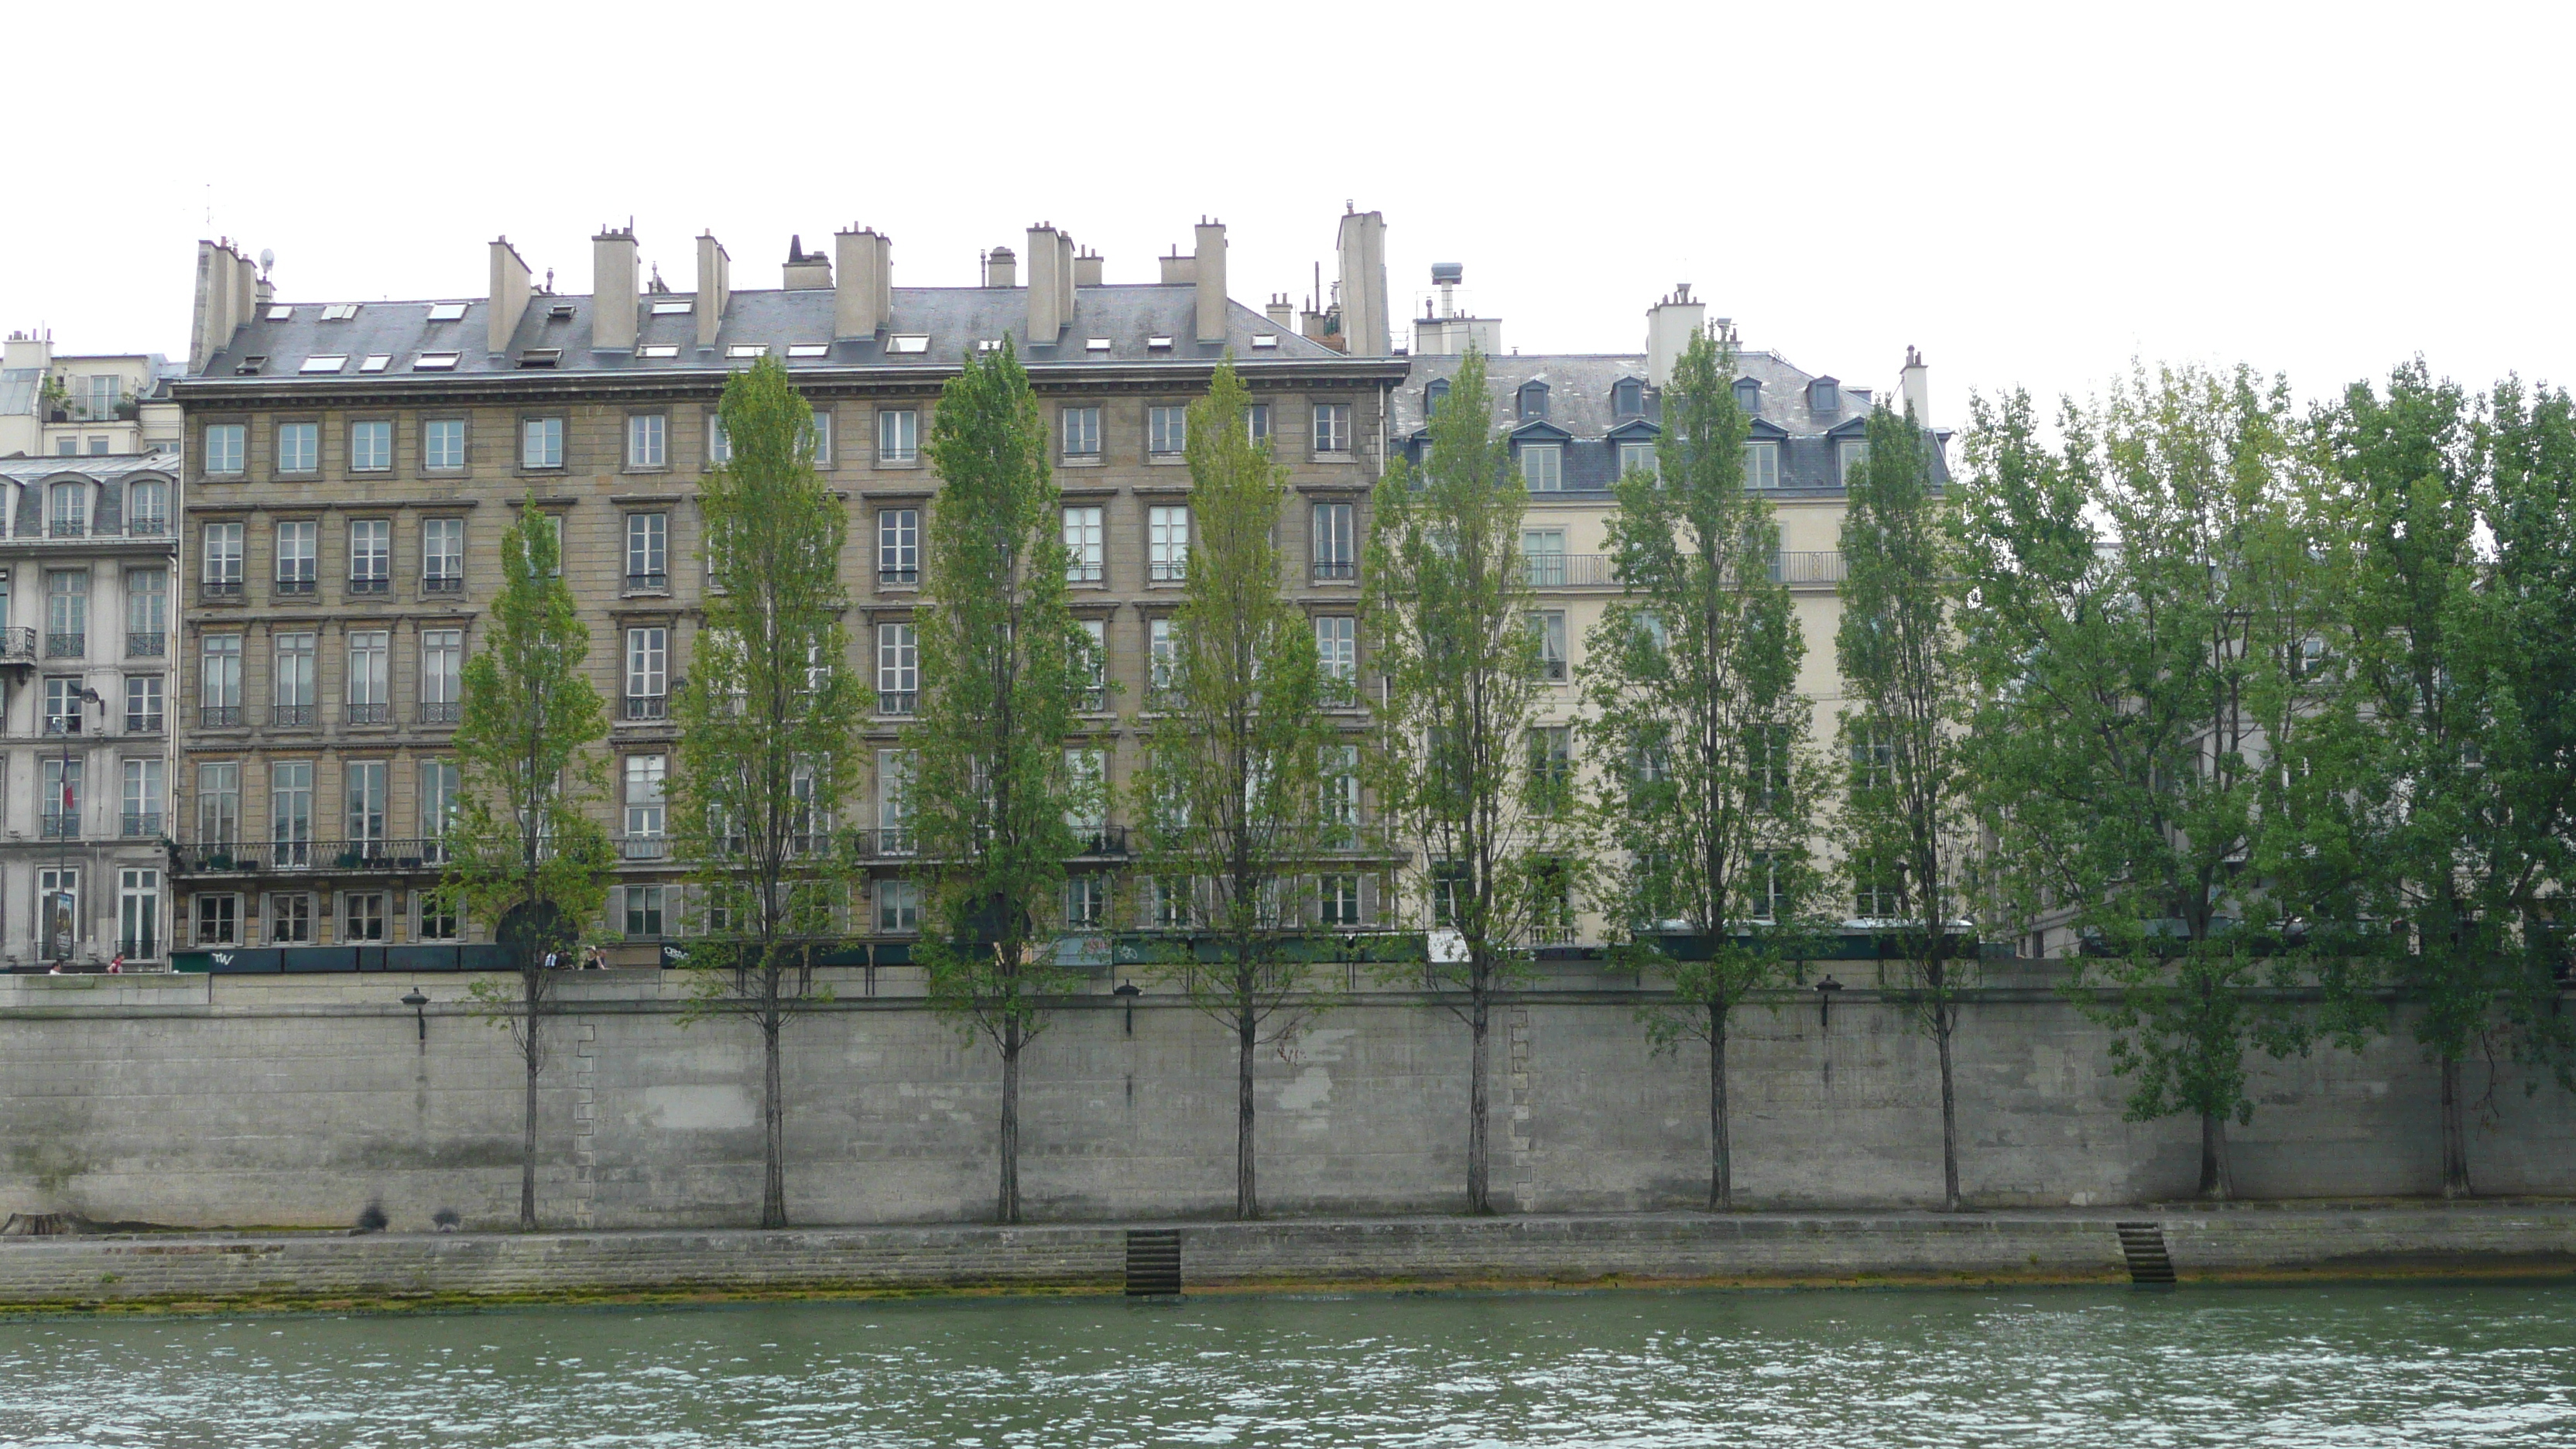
left=197, top=285, right=1345, bottom=379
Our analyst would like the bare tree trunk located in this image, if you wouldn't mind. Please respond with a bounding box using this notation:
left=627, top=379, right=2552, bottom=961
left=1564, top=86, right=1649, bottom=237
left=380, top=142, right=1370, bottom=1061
left=761, top=1009, right=786, bottom=1228
left=999, top=1024, right=1023, bottom=1224
left=1236, top=1003, right=1258, bottom=1219
left=2441, top=1055, right=2472, bottom=1199
left=1710, top=1011, right=1732, bottom=1212
left=2198, top=1110, right=2233, bottom=1201
left=1935, top=999, right=1961, bottom=1212
left=521, top=971, right=541, bottom=1230
left=1467, top=975, right=1492, bottom=1214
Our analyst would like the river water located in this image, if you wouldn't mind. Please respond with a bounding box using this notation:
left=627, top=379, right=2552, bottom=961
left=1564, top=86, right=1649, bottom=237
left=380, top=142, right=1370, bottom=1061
left=3, top=1283, right=2572, bottom=1447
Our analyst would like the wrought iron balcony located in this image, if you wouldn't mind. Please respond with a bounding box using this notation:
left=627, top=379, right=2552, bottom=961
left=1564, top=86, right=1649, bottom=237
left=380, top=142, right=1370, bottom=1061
left=875, top=689, right=917, bottom=717
left=423, top=574, right=464, bottom=594
left=126, top=631, right=165, bottom=658
left=47, top=517, right=87, bottom=539
left=1312, top=559, right=1357, bottom=582
left=347, top=576, right=390, bottom=596
left=120, top=811, right=163, bottom=838
left=1149, top=560, right=1187, bottom=583
left=622, top=694, right=668, bottom=721
left=625, top=571, right=670, bottom=593
left=621, top=836, right=670, bottom=861
left=878, top=565, right=919, bottom=587
left=125, top=711, right=163, bottom=735
left=199, top=705, right=244, bottom=728
left=0, top=627, right=35, bottom=665
left=272, top=704, right=315, bottom=727
left=346, top=703, right=392, bottom=724
left=419, top=701, right=461, bottom=724
left=46, top=632, right=84, bottom=658
left=126, top=516, right=170, bottom=539
left=171, top=838, right=447, bottom=874
left=274, top=576, right=317, bottom=597
left=39, top=811, right=79, bottom=839
left=200, top=578, right=244, bottom=601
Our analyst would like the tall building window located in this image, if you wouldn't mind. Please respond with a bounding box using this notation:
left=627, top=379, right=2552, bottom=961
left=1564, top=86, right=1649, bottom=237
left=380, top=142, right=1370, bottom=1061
left=1312, top=502, right=1355, bottom=581
left=876, top=622, right=918, bottom=714
left=348, top=519, right=390, bottom=591
left=118, top=868, right=160, bottom=959
left=125, top=675, right=163, bottom=734
left=126, top=478, right=170, bottom=535
left=420, top=759, right=460, bottom=860
left=197, top=762, right=240, bottom=845
left=275, top=520, right=317, bottom=591
left=1523, top=528, right=1567, bottom=587
left=276, top=422, right=317, bottom=472
left=627, top=413, right=666, bottom=468
left=876, top=748, right=915, bottom=855
left=1313, top=402, right=1351, bottom=454
left=202, top=522, right=244, bottom=593
left=1063, top=406, right=1101, bottom=457
left=1077, top=618, right=1107, bottom=711
left=1516, top=382, right=1549, bottom=421
left=1743, top=441, right=1780, bottom=489
left=423, top=418, right=466, bottom=471
left=350, top=420, right=392, bottom=472
left=343, top=891, right=388, bottom=942
left=41, top=759, right=81, bottom=837
left=423, top=517, right=464, bottom=590
left=1064, top=505, right=1104, bottom=583
left=1324, top=744, right=1361, bottom=848
left=877, top=408, right=918, bottom=464
left=1148, top=406, right=1187, bottom=457
left=878, top=508, right=919, bottom=586
left=522, top=416, right=564, bottom=468
left=205, top=423, right=245, bottom=474
left=347, top=630, right=390, bottom=721
left=625, top=755, right=667, bottom=856
left=420, top=629, right=463, bottom=722
left=626, top=512, right=669, bottom=588
left=418, top=889, right=458, bottom=941
left=195, top=892, right=239, bottom=946
left=45, top=569, right=87, bottom=654
left=1245, top=404, right=1269, bottom=446
left=810, top=411, right=833, bottom=466
left=1320, top=873, right=1361, bottom=928
left=1316, top=615, right=1357, bottom=700
left=271, top=761, right=313, bottom=866
left=269, top=892, right=313, bottom=944
left=1838, top=438, right=1869, bottom=485
left=200, top=635, right=242, bottom=724
left=705, top=414, right=731, bottom=464
left=272, top=631, right=316, bottom=724
left=624, top=885, right=666, bottom=939
left=624, top=627, right=668, bottom=720
left=876, top=878, right=920, bottom=933
left=122, top=759, right=163, bottom=837
left=345, top=760, right=388, bottom=844
left=126, top=567, right=167, bottom=655
left=1148, top=506, right=1189, bottom=582
left=1065, top=875, right=1107, bottom=929
left=1519, top=444, right=1563, bottom=492
left=43, top=675, right=86, bottom=735
left=1612, top=378, right=1645, bottom=418
left=1620, top=441, right=1659, bottom=478
left=1148, top=618, right=1178, bottom=703
left=1527, top=610, right=1567, bottom=682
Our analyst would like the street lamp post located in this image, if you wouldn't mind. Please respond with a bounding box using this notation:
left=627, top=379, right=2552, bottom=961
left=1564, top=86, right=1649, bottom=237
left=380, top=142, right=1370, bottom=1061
left=402, top=988, right=430, bottom=1043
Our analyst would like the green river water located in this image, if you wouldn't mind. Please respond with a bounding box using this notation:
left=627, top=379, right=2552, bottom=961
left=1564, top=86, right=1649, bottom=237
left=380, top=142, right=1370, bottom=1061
left=3, top=1283, right=2572, bottom=1447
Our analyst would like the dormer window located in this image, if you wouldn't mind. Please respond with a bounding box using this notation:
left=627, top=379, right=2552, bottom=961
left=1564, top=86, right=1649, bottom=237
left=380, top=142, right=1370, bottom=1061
left=1735, top=378, right=1761, bottom=413
left=1516, top=381, right=1549, bottom=421
left=1810, top=378, right=1840, bottom=413
left=1612, top=379, right=1643, bottom=418
left=1425, top=379, right=1451, bottom=416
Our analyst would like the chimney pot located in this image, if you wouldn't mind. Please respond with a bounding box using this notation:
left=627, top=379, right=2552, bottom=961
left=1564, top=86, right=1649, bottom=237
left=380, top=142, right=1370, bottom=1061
left=1193, top=220, right=1227, bottom=344
left=834, top=227, right=892, bottom=338
left=592, top=227, right=639, bottom=351
left=985, top=245, right=1018, bottom=289
left=696, top=233, right=731, bottom=347
left=1336, top=209, right=1389, bottom=357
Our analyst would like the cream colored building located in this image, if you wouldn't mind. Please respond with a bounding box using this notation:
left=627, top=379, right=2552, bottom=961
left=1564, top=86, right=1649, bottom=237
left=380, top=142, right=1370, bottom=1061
left=1, top=331, right=183, bottom=461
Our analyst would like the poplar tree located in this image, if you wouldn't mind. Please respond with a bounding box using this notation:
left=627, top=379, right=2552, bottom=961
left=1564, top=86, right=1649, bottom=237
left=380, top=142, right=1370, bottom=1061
left=1364, top=348, right=1562, bottom=1214
left=1958, top=368, right=2326, bottom=1200
left=1835, top=399, right=1977, bottom=1210
left=444, top=496, right=614, bottom=1231
left=1581, top=330, right=1821, bottom=1212
left=2317, top=364, right=2576, bottom=1196
left=1132, top=360, right=1345, bottom=1220
left=908, top=337, right=1087, bottom=1225
left=673, top=357, right=862, bottom=1230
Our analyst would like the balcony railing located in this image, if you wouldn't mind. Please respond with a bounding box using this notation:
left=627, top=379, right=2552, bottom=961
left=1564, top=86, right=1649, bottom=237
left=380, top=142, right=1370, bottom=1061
left=272, top=704, right=315, bottom=727
left=0, top=627, right=35, bottom=664
left=621, top=836, right=670, bottom=861
left=875, top=689, right=917, bottom=717
left=624, top=571, right=670, bottom=593
left=126, top=631, right=165, bottom=658
left=171, top=838, right=447, bottom=874
left=46, top=632, right=84, bottom=658
left=48, top=517, right=87, bottom=539
left=126, top=711, right=164, bottom=735
left=347, top=702, right=392, bottom=724
left=420, top=701, right=461, bottom=724
left=127, top=516, right=170, bottom=539
left=1067, top=562, right=1105, bottom=584
left=622, top=694, right=668, bottom=721
left=42, top=714, right=82, bottom=735
left=39, top=811, right=79, bottom=839
left=878, top=566, right=919, bottom=587
left=347, top=576, right=390, bottom=596
left=1312, top=559, right=1358, bottom=582
left=275, top=577, right=317, bottom=597
left=121, top=811, right=163, bottom=838
left=423, top=574, right=464, bottom=594
left=200, top=578, right=244, bottom=601
left=199, top=704, right=244, bottom=728
left=1149, top=560, right=1187, bottom=583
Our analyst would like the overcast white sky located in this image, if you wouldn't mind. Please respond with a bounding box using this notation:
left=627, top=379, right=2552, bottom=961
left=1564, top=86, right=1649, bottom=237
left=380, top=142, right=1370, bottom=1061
left=8, top=1, right=2567, bottom=426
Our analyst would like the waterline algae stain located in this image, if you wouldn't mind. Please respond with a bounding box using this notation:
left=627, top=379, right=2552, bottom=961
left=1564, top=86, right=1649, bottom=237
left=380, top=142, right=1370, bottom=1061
left=3, top=1285, right=2573, bottom=1447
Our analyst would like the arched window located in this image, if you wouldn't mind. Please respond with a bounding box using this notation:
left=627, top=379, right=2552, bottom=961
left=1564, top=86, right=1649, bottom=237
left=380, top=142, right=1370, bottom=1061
left=47, top=481, right=87, bottom=538
left=1516, top=381, right=1549, bottom=421
left=1810, top=378, right=1840, bottom=413
left=1734, top=378, right=1762, bottom=413
left=1425, top=378, right=1451, bottom=416
left=127, top=479, right=170, bottom=537
left=1612, top=379, right=1643, bottom=418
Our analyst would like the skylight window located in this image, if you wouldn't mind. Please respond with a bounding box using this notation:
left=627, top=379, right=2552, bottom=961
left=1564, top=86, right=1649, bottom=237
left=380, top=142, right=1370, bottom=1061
left=426, top=302, right=468, bottom=322
left=517, top=349, right=562, bottom=368
left=1251, top=334, right=1279, bottom=349
left=266, top=306, right=293, bottom=321
left=359, top=355, right=391, bottom=373
left=320, top=304, right=360, bottom=320
left=650, top=300, right=693, bottom=315
left=787, top=344, right=829, bottom=358
left=977, top=339, right=1003, bottom=353
left=234, top=356, right=267, bottom=375
left=413, top=353, right=460, bottom=371
left=1147, top=336, right=1173, bottom=350
left=638, top=344, right=679, bottom=358
left=1085, top=337, right=1112, bottom=352
left=887, top=335, right=930, bottom=355
left=300, top=355, right=348, bottom=374
left=726, top=344, right=766, bottom=358
left=547, top=303, right=575, bottom=320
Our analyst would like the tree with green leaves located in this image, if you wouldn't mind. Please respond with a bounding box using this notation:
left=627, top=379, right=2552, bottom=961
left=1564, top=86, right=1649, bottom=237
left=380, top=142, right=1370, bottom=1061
left=671, top=357, right=862, bottom=1230
left=442, top=495, right=615, bottom=1231
left=907, top=337, right=1088, bottom=1225
left=1958, top=365, right=2335, bottom=1200
left=1581, top=330, right=1821, bottom=1212
left=1835, top=399, right=1979, bottom=1210
left=2314, top=363, right=2576, bottom=1196
left=1132, top=360, right=1347, bottom=1219
left=1365, top=348, right=1564, bottom=1214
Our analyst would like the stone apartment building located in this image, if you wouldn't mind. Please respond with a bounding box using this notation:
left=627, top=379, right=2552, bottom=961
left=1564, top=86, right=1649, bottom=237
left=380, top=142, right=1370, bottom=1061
left=1389, top=269, right=1945, bottom=944
left=167, top=214, right=1408, bottom=964
left=0, top=332, right=185, bottom=968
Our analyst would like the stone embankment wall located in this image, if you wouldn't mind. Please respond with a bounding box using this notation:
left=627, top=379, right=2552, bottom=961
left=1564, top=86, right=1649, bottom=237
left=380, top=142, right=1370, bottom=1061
left=3, top=965, right=2573, bottom=1231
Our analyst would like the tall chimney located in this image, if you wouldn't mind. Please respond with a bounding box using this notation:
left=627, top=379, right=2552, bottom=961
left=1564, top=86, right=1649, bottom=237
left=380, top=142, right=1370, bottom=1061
left=592, top=225, right=639, bottom=351
left=1266, top=294, right=1294, bottom=331
left=1158, top=248, right=1195, bottom=285
left=1899, top=345, right=1932, bottom=426
left=237, top=250, right=261, bottom=328
left=1026, top=224, right=1074, bottom=344
left=1645, top=283, right=1705, bottom=389
left=1334, top=207, right=1389, bottom=357
left=488, top=238, right=533, bottom=355
left=695, top=233, right=730, bottom=347
left=984, top=245, right=1017, bottom=289
left=189, top=239, right=245, bottom=372
left=782, top=235, right=832, bottom=289
left=834, top=227, right=891, bottom=339
left=1194, top=219, right=1227, bottom=344
left=1074, top=248, right=1103, bottom=288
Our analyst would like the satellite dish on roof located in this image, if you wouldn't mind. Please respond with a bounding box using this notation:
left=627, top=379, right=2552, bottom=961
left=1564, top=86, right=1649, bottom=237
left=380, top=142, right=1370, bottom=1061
left=258, top=248, right=274, bottom=275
